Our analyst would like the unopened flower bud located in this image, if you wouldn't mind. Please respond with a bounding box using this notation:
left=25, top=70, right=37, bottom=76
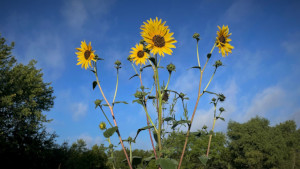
left=127, top=56, right=133, bottom=62
left=139, top=39, right=146, bottom=45
left=213, top=60, right=223, bottom=68
left=94, top=99, right=102, bottom=108
left=167, top=63, right=176, bottom=73
left=207, top=53, right=212, bottom=59
left=212, top=98, right=216, bottom=102
left=193, top=33, right=200, bottom=41
left=143, top=46, right=150, bottom=54
left=99, top=122, right=106, bottom=130
left=128, top=136, right=133, bottom=142
left=219, top=107, right=225, bottom=112
left=202, top=125, right=207, bottom=130
left=114, top=60, right=122, bottom=69
left=218, top=94, right=226, bottom=102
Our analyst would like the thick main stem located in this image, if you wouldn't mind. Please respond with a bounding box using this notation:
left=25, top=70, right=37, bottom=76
left=135, top=64, right=158, bottom=159
left=94, top=67, right=133, bottom=169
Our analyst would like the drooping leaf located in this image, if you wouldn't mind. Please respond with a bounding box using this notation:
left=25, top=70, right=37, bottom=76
left=134, top=125, right=154, bottom=141
left=143, top=156, right=156, bottom=168
left=103, top=126, right=118, bottom=138
left=90, top=69, right=96, bottom=73
left=141, top=65, right=152, bottom=71
left=198, top=155, right=209, bottom=166
left=153, top=131, right=158, bottom=143
left=155, top=158, right=178, bottom=169
left=149, top=57, right=157, bottom=67
left=171, top=120, right=191, bottom=129
left=148, top=96, right=156, bottom=99
left=189, top=66, right=201, bottom=70
left=216, top=116, right=225, bottom=121
left=129, top=74, right=139, bottom=80
left=163, top=117, right=174, bottom=122
left=113, top=101, right=128, bottom=105
left=93, top=81, right=97, bottom=90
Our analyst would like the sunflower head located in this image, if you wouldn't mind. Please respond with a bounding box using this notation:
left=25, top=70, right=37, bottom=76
left=141, top=17, right=177, bottom=57
left=216, top=25, right=234, bottom=57
left=99, top=122, right=106, bottom=130
left=129, top=43, right=149, bottom=66
left=76, top=40, right=96, bottom=69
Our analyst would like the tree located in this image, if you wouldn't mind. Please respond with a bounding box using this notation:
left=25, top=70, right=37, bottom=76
left=0, top=34, right=56, bottom=168
left=227, top=116, right=300, bottom=169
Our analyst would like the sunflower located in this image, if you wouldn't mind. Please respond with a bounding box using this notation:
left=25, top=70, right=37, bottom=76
left=129, top=43, right=149, bottom=65
left=76, top=40, right=96, bottom=69
left=216, top=25, right=234, bottom=57
left=141, top=17, right=177, bottom=57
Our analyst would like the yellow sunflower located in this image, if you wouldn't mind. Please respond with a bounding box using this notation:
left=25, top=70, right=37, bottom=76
left=216, top=25, right=234, bottom=57
left=76, top=40, right=96, bottom=69
left=129, top=43, right=149, bottom=65
left=141, top=17, right=177, bottom=57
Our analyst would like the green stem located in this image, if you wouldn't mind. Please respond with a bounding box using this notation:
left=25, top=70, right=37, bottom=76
left=155, top=67, right=163, bottom=152
left=129, top=142, right=132, bottom=165
left=196, top=41, right=200, bottom=67
left=131, top=63, right=138, bottom=74
left=112, top=69, right=119, bottom=109
left=206, top=104, right=217, bottom=156
left=93, top=66, right=133, bottom=169
left=108, top=138, right=116, bottom=169
left=164, top=73, right=171, bottom=90
left=157, top=55, right=162, bottom=67
left=210, top=43, right=216, bottom=54
left=203, top=68, right=216, bottom=92
left=143, top=105, right=158, bottom=134
left=99, top=106, right=113, bottom=127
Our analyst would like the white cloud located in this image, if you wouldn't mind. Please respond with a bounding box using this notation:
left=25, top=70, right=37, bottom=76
left=24, top=33, right=65, bottom=80
left=62, top=0, right=115, bottom=28
left=282, top=32, right=300, bottom=56
left=71, top=102, right=88, bottom=121
left=243, top=86, right=285, bottom=121
left=223, top=0, right=256, bottom=23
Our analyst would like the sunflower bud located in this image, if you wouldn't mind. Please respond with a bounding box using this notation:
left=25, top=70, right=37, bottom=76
left=218, top=94, right=226, bottom=102
left=114, top=60, right=122, bottom=69
left=127, top=56, right=133, bottom=62
left=167, top=63, right=176, bottom=73
left=128, top=136, right=133, bottom=142
left=219, top=107, right=225, bottom=112
left=193, top=33, right=200, bottom=41
left=140, top=85, right=145, bottom=91
left=212, top=98, right=216, bottom=102
left=94, top=99, right=102, bottom=108
left=213, top=60, right=223, bottom=68
left=202, top=125, right=208, bottom=130
left=99, top=122, right=106, bottom=130
left=207, top=53, right=212, bottom=59
left=139, top=39, right=146, bottom=45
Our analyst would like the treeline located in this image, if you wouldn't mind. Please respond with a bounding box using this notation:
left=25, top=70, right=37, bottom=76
left=1, top=34, right=300, bottom=169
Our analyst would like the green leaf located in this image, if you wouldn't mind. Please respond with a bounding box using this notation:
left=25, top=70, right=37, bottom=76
left=163, top=117, right=174, bottom=122
left=113, top=101, right=128, bottom=105
left=171, top=120, right=191, bottom=129
left=103, top=126, right=118, bottom=138
left=132, top=99, right=143, bottom=105
left=149, top=57, right=157, bottom=67
left=102, top=104, right=109, bottom=107
left=189, top=66, right=201, bottom=70
left=143, top=156, right=155, bottom=168
left=132, top=156, right=143, bottom=166
left=148, top=96, right=156, bottom=99
left=155, top=158, right=178, bottom=169
left=216, top=116, right=225, bottom=121
left=108, top=157, right=115, bottom=163
left=129, top=74, right=139, bottom=80
left=134, top=125, right=154, bottom=141
left=141, top=65, right=152, bottom=71
left=93, top=81, right=97, bottom=90
left=90, top=70, right=96, bottom=73
left=153, top=131, right=158, bottom=143
left=198, top=155, right=209, bottom=166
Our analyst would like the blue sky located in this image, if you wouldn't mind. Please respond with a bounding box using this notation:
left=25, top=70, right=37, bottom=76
left=1, top=0, right=300, bottom=149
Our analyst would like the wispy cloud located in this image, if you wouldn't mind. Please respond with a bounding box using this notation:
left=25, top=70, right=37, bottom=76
left=62, top=0, right=115, bottom=28
left=71, top=102, right=88, bottom=121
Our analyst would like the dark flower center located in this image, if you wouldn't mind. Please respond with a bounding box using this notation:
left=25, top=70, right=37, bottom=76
left=137, top=51, right=144, bottom=58
left=219, top=35, right=226, bottom=44
left=153, top=35, right=165, bottom=48
left=84, top=50, right=91, bottom=60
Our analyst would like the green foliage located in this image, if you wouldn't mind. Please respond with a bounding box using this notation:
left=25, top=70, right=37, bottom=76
left=0, top=34, right=56, bottom=168
left=227, top=116, right=300, bottom=169
left=103, top=126, right=118, bottom=138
